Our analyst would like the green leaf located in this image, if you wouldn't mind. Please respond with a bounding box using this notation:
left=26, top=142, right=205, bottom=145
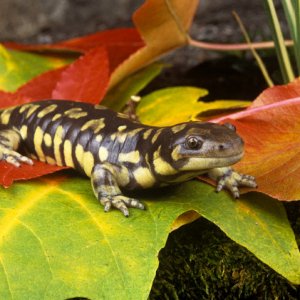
left=137, top=86, right=250, bottom=126
left=0, top=45, right=71, bottom=92
left=0, top=175, right=298, bottom=299
left=103, top=63, right=164, bottom=111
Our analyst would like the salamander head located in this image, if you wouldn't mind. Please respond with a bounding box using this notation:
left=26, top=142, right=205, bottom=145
left=157, top=122, right=244, bottom=173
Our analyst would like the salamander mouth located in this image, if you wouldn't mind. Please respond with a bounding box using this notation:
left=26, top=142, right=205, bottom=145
left=201, top=152, right=244, bottom=167
left=212, top=151, right=244, bottom=160
left=216, top=151, right=244, bottom=165
left=181, top=151, right=244, bottom=171
left=182, top=150, right=244, bottom=161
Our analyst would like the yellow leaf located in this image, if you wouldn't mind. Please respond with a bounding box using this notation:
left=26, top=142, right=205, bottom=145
left=137, top=86, right=250, bottom=126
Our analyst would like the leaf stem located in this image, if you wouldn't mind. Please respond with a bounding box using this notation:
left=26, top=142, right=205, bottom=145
left=189, top=39, right=293, bottom=51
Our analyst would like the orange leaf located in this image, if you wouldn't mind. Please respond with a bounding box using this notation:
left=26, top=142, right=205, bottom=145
left=252, top=78, right=300, bottom=107
left=213, top=79, right=300, bottom=201
left=109, top=0, right=199, bottom=88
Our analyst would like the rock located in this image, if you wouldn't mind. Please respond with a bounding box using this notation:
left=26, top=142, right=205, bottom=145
left=0, top=0, right=282, bottom=43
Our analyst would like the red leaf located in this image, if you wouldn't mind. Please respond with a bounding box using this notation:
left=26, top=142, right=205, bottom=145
left=0, top=91, right=34, bottom=108
left=0, top=67, right=67, bottom=108
left=17, top=67, right=67, bottom=101
left=0, top=48, right=110, bottom=185
left=52, top=47, right=109, bottom=103
left=54, top=28, right=144, bottom=71
left=0, top=161, right=66, bottom=188
left=212, top=79, right=300, bottom=201
left=4, top=28, right=144, bottom=72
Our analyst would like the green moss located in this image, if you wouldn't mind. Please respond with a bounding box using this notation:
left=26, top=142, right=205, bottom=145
left=150, top=202, right=300, bottom=299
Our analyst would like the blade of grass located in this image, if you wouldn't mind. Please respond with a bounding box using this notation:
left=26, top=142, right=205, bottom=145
left=295, top=0, right=300, bottom=75
left=282, top=0, right=296, bottom=41
left=264, top=0, right=295, bottom=83
left=281, top=0, right=300, bottom=74
left=233, top=11, right=274, bottom=87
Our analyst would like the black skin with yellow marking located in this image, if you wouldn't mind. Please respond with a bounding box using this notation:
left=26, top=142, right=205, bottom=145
left=0, top=100, right=257, bottom=217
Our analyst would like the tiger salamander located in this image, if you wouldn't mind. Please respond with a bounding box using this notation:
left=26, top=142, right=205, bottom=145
left=0, top=100, right=256, bottom=216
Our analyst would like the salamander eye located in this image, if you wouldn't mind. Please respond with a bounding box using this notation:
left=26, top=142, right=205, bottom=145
left=185, top=136, right=202, bottom=150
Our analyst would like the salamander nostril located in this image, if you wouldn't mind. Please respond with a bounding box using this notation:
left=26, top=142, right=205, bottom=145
left=219, top=144, right=225, bottom=151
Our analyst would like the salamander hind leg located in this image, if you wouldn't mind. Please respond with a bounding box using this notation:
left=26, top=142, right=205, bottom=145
left=0, top=128, right=33, bottom=167
left=91, top=163, right=145, bottom=217
left=208, top=167, right=257, bottom=198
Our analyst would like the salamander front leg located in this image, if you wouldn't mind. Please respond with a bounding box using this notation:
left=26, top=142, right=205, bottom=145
left=0, top=128, right=33, bottom=167
left=91, top=163, right=145, bottom=217
left=208, top=167, right=257, bottom=198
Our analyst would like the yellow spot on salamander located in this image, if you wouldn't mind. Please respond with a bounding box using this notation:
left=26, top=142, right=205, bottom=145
left=83, top=151, right=94, bottom=176
left=20, top=125, right=28, bottom=140
left=0, top=107, right=14, bottom=124
left=63, top=139, right=74, bottom=168
left=70, top=112, right=88, bottom=119
left=153, top=146, right=177, bottom=175
left=44, top=133, right=52, bottom=147
left=19, top=104, right=30, bottom=113
left=117, top=134, right=127, bottom=143
left=53, top=125, right=64, bottom=165
left=64, top=108, right=88, bottom=119
left=143, top=129, right=152, bottom=140
left=127, top=128, right=143, bottom=137
left=52, top=114, right=62, bottom=121
left=95, top=105, right=106, bottom=110
left=118, top=125, right=127, bottom=132
left=117, top=166, right=130, bottom=187
left=65, top=107, right=81, bottom=114
left=95, top=135, right=103, bottom=143
left=75, top=144, right=84, bottom=167
left=117, top=112, right=130, bottom=119
left=153, top=157, right=177, bottom=175
left=118, top=151, right=140, bottom=164
left=81, top=118, right=105, bottom=133
left=171, top=124, right=187, bottom=134
left=18, top=103, right=40, bottom=118
left=45, top=156, right=56, bottom=165
left=99, top=146, right=108, bottom=161
left=37, top=104, right=57, bottom=118
left=171, top=145, right=181, bottom=161
left=133, top=167, right=156, bottom=188
left=26, top=105, right=40, bottom=119
left=29, top=154, right=38, bottom=160
left=33, top=126, right=45, bottom=160
left=151, top=129, right=162, bottom=144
